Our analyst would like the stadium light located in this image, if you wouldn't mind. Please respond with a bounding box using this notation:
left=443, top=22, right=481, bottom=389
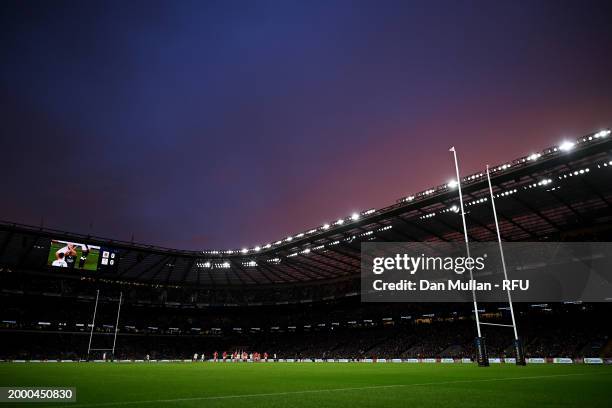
left=559, top=141, right=575, bottom=151
left=322, top=223, right=330, bottom=230
left=527, top=153, right=541, bottom=161
left=335, top=219, right=344, bottom=225
left=241, top=248, right=248, bottom=254
left=447, top=179, right=458, bottom=189
left=351, top=212, right=360, bottom=221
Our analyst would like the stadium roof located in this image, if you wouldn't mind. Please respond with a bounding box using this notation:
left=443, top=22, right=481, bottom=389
left=1, top=129, right=612, bottom=286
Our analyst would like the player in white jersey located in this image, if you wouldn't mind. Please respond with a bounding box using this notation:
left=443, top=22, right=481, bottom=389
left=55, top=243, right=77, bottom=269
left=52, top=252, right=68, bottom=267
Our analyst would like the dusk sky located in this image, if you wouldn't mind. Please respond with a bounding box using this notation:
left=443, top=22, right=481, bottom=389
left=1, top=0, right=612, bottom=250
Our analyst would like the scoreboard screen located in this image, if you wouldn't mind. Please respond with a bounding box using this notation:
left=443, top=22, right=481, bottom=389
left=47, top=239, right=118, bottom=272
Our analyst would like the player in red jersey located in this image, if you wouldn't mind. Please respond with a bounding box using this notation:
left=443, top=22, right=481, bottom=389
left=213, top=351, right=218, bottom=362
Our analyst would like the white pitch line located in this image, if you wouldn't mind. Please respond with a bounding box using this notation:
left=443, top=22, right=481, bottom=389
left=62, top=373, right=589, bottom=407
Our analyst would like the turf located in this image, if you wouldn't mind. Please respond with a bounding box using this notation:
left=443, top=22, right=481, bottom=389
left=0, top=363, right=610, bottom=407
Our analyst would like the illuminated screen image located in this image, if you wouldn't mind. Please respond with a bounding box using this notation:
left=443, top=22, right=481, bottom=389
left=47, top=240, right=101, bottom=271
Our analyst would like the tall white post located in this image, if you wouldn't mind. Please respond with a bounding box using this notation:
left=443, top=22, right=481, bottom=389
left=449, top=147, right=482, bottom=337
left=112, top=292, right=123, bottom=357
left=87, top=289, right=100, bottom=358
left=486, top=165, right=519, bottom=340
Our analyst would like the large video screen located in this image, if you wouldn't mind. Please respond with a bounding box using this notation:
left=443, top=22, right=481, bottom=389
left=47, top=240, right=118, bottom=271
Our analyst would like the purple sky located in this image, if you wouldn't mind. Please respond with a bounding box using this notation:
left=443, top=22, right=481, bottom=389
left=1, top=0, right=612, bottom=250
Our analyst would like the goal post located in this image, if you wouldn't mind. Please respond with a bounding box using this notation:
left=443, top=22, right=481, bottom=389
left=450, top=147, right=488, bottom=367
left=86, top=290, right=123, bottom=361
left=485, top=165, right=525, bottom=366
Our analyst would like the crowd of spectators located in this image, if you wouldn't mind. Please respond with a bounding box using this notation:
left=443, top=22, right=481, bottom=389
left=1, top=291, right=609, bottom=361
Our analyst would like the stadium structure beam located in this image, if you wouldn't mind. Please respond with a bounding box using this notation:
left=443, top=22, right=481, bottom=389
left=327, top=241, right=360, bottom=259
left=459, top=193, right=507, bottom=240
left=235, top=257, right=292, bottom=283
left=201, top=263, right=214, bottom=286
left=512, top=196, right=563, bottom=231
left=257, top=264, right=296, bottom=283
left=150, top=256, right=175, bottom=282
left=376, top=222, right=449, bottom=259
left=256, top=262, right=297, bottom=283
left=117, top=252, right=149, bottom=278
left=324, top=245, right=361, bottom=264
left=283, top=257, right=338, bottom=279
left=426, top=210, right=480, bottom=242
left=578, top=176, right=612, bottom=207
left=338, top=241, right=362, bottom=256
left=353, top=224, right=395, bottom=244
left=225, top=260, right=251, bottom=285
left=163, top=256, right=178, bottom=285
left=393, top=215, right=448, bottom=242
left=313, top=250, right=359, bottom=270
left=225, top=266, right=231, bottom=285
left=493, top=210, right=536, bottom=239
left=548, top=190, right=586, bottom=223
left=482, top=180, right=538, bottom=239
left=179, top=257, right=196, bottom=284
left=316, top=248, right=360, bottom=272
left=292, top=253, right=353, bottom=276
left=561, top=161, right=612, bottom=209
left=230, top=259, right=270, bottom=284
left=133, top=255, right=172, bottom=281
left=375, top=222, right=418, bottom=242
left=288, top=256, right=341, bottom=279
left=269, top=260, right=320, bottom=281
left=275, top=238, right=360, bottom=267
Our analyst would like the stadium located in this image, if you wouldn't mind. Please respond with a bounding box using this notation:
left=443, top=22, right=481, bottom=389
left=2, top=1, right=612, bottom=407
left=1, top=128, right=612, bottom=406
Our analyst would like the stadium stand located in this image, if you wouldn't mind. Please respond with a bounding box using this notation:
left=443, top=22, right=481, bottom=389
left=1, top=129, right=612, bottom=361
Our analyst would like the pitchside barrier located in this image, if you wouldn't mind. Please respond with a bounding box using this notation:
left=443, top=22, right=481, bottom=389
left=2, top=357, right=608, bottom=364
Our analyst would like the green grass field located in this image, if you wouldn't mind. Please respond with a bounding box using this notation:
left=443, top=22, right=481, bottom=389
left=1, top=363, right=611, bottom=407
left=47, top=242, right=100, bottom=271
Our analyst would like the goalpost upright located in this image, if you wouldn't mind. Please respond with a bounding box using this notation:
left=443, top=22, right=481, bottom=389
left=449, top=147, right=488, bottom=367
left=86, top=290, right=100, bottom=359
left=86, top=290, right=123, bottom=361
left=111, top=292, right=123, bottom=358
left=485, top=165, right=526, bottom=365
